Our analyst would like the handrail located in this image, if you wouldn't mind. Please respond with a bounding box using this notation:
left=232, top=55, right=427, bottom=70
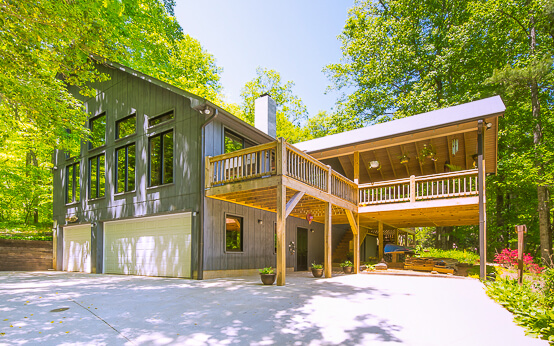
left=359, top=169, right=479, bottom=206
left=207, top=142, right=277, bottom=187
left=206, top=140, right=478, bottom=209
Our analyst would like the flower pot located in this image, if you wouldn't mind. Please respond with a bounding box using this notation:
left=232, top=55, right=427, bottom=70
left=342, top=266, right=353, bottom=274
left=360, top=265, right=367, bottom=272
left=311, top=268, right=323, bottom=278
left=260, top=273, right=276, bottom=285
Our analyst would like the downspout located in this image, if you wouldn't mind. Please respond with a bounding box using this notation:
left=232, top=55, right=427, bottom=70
left=199, top=107, right=218, bottom=280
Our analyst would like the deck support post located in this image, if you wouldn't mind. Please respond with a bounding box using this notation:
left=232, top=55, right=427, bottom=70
left=276, top=137, right=287, bottom=286
left=378, top=221, right=384, bottom=260
left=478, top=120, right=487, bottom=280
left=276, top=182, right=286, bottom=286
left=324, top=202, right=332, bottom=278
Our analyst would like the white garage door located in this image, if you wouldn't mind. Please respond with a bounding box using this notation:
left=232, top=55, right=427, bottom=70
left=103, top=213, right=192, bottom=278
left=63, top=224, right=91, bottom=273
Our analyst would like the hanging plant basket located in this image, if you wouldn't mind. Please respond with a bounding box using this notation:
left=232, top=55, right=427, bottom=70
left=399, top=154, right=410, bottom=165
left=418, top=144, right=437, bottom=163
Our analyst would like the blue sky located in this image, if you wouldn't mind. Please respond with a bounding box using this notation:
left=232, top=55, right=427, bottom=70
left=174, top=0, right=355, bottom=118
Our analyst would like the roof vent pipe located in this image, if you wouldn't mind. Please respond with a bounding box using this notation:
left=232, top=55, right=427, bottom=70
left=255, top=93, right=277, bottom=139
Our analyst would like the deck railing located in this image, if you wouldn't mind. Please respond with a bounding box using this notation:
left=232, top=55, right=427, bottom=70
left=358, top=169, right=479, bottom=206
left=206, top=142, right=277, bottom=186
left=285, top=143, right=328, bottom=191
left=206, top=140, right=358, bottom=205
left=206, top=140, right=479, bottom=208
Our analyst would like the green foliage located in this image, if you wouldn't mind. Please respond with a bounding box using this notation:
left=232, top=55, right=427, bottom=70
left=541, top=268, right=554, bottom=308
left=311, top=263, right=323, bottom=269
left=239, top=68, right=308, bottom=143
left=486, top=278, right=554, bottom=342
left=0, top=221, right=52, bottom=241
left=259, top=267, right=275, bottom=275
left=340, top=260, right=353, bottom=268
left=418, top=248, right=480, bottom=264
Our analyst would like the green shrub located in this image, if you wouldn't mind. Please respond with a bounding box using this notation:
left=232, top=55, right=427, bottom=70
left=541, top=268, right=554, bottom=308
left=419, top=248, right=479, bottom=264
left=486, top=278, right=554, bottom=342
left=311, top=263, right=323, bottom=269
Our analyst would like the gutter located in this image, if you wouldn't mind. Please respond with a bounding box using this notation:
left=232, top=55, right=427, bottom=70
left=198, top=107, right=218, bottom=280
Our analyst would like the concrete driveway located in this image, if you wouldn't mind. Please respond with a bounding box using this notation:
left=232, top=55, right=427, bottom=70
left=0, top=271, right=547, bottom=346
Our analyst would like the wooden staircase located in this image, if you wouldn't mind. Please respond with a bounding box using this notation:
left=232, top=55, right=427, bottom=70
left=332, top=231, right=353, bottom=262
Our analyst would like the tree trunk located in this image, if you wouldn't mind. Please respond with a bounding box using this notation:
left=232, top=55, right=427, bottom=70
left=529, top=15, right=552, bottom=265
left=26, top=150, right=39, bottom=224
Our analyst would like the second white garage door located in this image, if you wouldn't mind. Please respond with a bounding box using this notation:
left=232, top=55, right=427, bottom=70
left=103, top=213, right=192, bottom=278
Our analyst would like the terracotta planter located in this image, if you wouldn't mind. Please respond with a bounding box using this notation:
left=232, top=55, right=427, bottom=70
left=311, top=268, right=323, bottom=278
left=260, top=273, right=276, bottom=285
left=342, top=266, right=353, bottom=274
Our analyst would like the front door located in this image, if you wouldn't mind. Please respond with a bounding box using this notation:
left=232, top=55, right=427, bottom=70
left=297, top=227, right=308, bottom=271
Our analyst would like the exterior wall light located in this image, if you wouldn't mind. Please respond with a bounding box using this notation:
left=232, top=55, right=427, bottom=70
left=369, top=160, right=380, bottom=169
left=258, top=219, right=263, bottom=225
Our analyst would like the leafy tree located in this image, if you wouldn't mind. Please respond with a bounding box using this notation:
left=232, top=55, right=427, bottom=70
left=327, top=0, right=554, bottom=261
left=240, top=67, right=308, bottom=143
left=0, top=0, right=222, bottom=224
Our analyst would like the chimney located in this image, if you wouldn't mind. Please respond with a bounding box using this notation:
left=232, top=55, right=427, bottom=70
left=254, top=93, right=277, bottom=139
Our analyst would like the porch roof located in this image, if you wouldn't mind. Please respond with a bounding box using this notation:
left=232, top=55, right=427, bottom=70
left=295, top=96, right=505, bottom=154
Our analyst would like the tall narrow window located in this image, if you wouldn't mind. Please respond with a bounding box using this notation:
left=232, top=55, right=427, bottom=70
left=149, top=131, right=173, bottom=187
left=89, top=154, right=105, bottom=199
left=226, top=215, right=243, bottom=252
left=66, top=162, right=80, bottom=203
left=89, top=113, right=106, bottom=149
left=116, top=143, right=136, bottom=193
left=116, top=114, right=136, bottom=139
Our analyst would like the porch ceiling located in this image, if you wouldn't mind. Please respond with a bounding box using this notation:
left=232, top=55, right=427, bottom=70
left=317, top=117, right=498, bottom=184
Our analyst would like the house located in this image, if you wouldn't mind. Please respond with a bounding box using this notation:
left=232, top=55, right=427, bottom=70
left=53, top=60, right=505, bottom=285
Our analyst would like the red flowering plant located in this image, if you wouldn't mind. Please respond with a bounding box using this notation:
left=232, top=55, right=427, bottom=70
left=493, top=248, right=544, bottom=274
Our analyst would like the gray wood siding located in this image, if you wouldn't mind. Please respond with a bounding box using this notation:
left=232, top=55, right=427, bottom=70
left=53, top=63, right=203, bottom=274
left=204, top=197, right=329, bottom=271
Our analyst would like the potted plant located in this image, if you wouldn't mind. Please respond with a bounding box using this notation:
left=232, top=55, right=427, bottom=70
left=340, top=260, right=353, bottom=274
left=259, top=267, right=276, bottom=285
left=418, top=144, right=437, bottom=162
left=399, top=153, right=410, bottom=165
left=311, top=263, right=323, bottom=278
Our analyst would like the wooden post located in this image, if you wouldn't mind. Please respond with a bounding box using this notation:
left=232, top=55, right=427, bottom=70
left=516, top=225, right=527, bottom=285
left=276, top=182, right=286, bottom=286
left=204, top=156, right=212, bottom=190
left=478, top=120, right=487, bottom=280
left=395, top=229, right=399, bottom=245
left=378, top=221, right=384, bottom=260
left=410, top=175, right=416, bottom=203
left=353, top=151, right=360, bottom=184
left=276, top=138, right=287, bottom=176
left=346, top=210, right=360, bottom=274
left=324, top=201, right=332, bottom=278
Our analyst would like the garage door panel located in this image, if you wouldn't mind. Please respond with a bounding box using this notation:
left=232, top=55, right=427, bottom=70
left=104, top=213, right=191, bottom=278
left=63, top=224, right=91, bottom=273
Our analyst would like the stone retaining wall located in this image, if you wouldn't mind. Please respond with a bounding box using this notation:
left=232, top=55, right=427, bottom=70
left=0, top=239, right=53, bottom=271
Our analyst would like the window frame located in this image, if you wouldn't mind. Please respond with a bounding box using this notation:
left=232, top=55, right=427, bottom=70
left=115, top=143, right=136, bottom=194
left=88, top=153, right=105, bottom=200
left=65, top=161, right=80, bottom=204
left=115, top=113, right=137, bottom=140
left=88, top=112, right=106, bottom=150
left=223, top=128, right=256, bottom=154
left=148, top=110, right=174, bottom=128
left=148, top=130, right=174, bottom=187
left=224, top=213, right=244, bottom=253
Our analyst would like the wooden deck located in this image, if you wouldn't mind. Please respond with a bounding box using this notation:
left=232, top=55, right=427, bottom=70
left=205, top=138, right=485, bottom=285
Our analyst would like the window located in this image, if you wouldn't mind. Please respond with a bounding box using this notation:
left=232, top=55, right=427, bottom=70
left=116, top=143, right=136, bottom=193
left=89, top=113, right=106, bottom=149
left=89, top=154, right=105, bottom=199
left=148, top=111, right=174, bottom=128
left=116, top=114, right=136, bottom=139
left=224, top=129, right=255, bottom=153
left=66, top=162, right=80, bottom=203
left=149, top=131, right=173, bottom=186
left=226, top=215, right=243, bottom=252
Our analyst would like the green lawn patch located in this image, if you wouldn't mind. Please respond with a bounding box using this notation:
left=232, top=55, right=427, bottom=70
left=418, top=248, right=480, bottom=264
